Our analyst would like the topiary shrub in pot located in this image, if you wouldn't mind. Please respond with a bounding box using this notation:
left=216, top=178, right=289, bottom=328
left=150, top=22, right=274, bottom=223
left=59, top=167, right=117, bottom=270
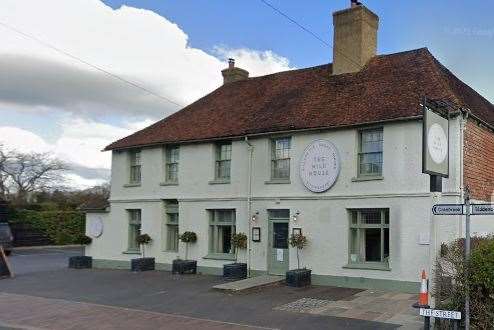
left=69, top=235, right=93, bottom=269
left=172, top=231, right=197, bottom=274
left=286, top=233, right=311, bottom=287
left=223, top=232, right=248, bottom=280
left=131, top=233, right=155, bottom=271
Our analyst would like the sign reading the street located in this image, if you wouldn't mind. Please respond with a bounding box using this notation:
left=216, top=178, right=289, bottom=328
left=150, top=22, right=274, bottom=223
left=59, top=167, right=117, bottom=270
left=420, top=308, right=461, bottom=320
left=471, top=204, right=494, bottom=215
left=432, top=204, right=464, bottom=215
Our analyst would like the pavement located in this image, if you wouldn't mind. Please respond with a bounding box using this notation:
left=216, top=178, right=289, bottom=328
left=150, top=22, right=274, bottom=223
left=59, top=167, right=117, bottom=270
left=0, top=247, right=410, bottom=329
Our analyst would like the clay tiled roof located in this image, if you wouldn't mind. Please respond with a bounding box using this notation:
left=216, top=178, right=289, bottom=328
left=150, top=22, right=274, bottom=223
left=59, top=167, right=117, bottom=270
left=106, top=48, right=494, bottom=150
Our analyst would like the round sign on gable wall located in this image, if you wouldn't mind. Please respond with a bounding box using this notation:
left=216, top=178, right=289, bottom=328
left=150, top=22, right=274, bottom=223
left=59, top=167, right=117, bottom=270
left=89, top=217, right=104, bottom=238
left=299, top=140, right=341, bottom=193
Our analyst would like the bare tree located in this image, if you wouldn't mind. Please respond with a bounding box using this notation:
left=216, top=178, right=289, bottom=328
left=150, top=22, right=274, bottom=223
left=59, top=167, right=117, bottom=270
left=0, top=150, right=67, bottom=201
left=0, top=146, right=10, bottom=199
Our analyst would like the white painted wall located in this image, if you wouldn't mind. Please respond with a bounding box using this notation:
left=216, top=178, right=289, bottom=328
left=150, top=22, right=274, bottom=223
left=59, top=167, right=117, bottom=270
left=86, top=117, right=494, bottom=284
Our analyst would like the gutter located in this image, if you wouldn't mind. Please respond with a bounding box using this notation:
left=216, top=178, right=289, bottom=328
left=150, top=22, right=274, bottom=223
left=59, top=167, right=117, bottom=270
left=105, top=115, right=424, bottom=152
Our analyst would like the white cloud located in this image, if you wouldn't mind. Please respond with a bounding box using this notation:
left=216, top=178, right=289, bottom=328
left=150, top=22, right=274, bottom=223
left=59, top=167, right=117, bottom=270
left=0, top=0, right=294, bottom=188
left=0, top=0, right=294, bottom=120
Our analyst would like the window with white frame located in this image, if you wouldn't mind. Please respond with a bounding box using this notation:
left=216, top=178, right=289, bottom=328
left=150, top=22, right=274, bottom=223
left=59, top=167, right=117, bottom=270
left=349, top=209, right=389, bottom=266
left=271, top=137, right=291, bottom=180
left=129, top=150, right=142, bottom=184
left=209, top=209, right=236, bottom=255
left=163, top=201, right=179, bottom=251
left=215, top=142, right=231, bottom=181
left=358, top=128, right=383, bottom=177
left=165, top=146, right=179, bottom=183
left=128, top=209, right=141, bottom=251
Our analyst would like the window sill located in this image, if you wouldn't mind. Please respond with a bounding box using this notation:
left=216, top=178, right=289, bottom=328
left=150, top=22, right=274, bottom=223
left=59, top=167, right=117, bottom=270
left=124, top=183, right=141, bottom=188
left=123, top=250, right=141, bottom=255
left=208, top=179, right=231, bottom=185
left=160, top=182, right=178, bottom=186
left=265, top=179, right=291, bottom=185
left=203, top=253, right=236, bottom=261
left=351, top=176, right=384, bottom=182
left=162, top=249, right=178, bottom=253
left=343, top=263, right=391, bottom=271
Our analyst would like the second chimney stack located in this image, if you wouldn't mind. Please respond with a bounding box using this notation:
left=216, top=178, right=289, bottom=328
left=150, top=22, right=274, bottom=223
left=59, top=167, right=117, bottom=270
left=332, top=3, right=379, bottom=75
left=222, top=58, right=249, bottom=84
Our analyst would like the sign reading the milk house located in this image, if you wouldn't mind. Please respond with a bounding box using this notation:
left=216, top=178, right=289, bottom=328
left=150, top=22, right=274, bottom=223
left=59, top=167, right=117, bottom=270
left=422, top=101, right=449, bottom=177
left=300, top=140, right=340, bottom=193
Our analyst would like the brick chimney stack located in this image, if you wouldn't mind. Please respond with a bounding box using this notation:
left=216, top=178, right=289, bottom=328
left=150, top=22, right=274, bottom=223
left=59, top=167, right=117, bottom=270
left=332, top=1, right=379, bottom=75
left=222, top=58, right=249, bottom=84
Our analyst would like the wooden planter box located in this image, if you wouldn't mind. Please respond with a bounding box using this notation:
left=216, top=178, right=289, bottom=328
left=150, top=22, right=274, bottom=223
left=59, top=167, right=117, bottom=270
left=131, top=257, right=155, bottom=272
left=223, top=263, right=247, bottom=280
left=172, top=259, right=197, bottom=274
left=286, top=269, right=311, bottom=287
left=68, top=256, right=92, bottom=269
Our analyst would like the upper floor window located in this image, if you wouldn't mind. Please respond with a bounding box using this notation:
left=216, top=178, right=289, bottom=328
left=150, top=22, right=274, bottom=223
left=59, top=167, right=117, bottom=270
left=165, top=146, right=179, bottom=183
left=358, top=128, right=383, bottom=177
left=129, top=150, right=141, bottom=184
left=271, top=137, right=291, bottom=180
left=215, top=142, right=232, bottom=181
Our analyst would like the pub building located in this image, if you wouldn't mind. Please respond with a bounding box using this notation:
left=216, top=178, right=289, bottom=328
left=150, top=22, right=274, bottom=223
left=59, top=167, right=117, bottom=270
left=85, top=2, right=494, bottom=292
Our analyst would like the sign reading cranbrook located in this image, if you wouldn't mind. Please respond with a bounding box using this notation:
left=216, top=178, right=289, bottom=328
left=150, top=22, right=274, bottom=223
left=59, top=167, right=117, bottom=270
left=299, top=140, right=340, bottom=193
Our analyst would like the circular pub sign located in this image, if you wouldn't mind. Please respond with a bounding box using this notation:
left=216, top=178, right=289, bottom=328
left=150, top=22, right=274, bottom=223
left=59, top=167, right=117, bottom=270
left=427, top=123, right=448, bottom=164
left=299, top=140, right=341, bottom=193
left=89, top=217, right=104, bottom=238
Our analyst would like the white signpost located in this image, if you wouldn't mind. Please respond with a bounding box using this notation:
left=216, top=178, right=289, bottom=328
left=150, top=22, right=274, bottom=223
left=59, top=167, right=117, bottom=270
left=420, top=308, right=461, bottom=320
left=432, top=193, right=494, bottom=329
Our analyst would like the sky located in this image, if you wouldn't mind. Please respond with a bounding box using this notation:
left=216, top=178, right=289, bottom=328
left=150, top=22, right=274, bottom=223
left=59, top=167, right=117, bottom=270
left=0, top=0, right=492, bottom=189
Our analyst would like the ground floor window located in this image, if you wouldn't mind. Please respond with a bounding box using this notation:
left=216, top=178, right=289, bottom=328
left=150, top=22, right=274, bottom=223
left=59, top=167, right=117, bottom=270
left=349, top=209, right=389, bottom=266
left=209, top=209, right=236, bottom=255
left=128, top=209, right=141, bottom=251
left=163, top=201, right=179, bottom=252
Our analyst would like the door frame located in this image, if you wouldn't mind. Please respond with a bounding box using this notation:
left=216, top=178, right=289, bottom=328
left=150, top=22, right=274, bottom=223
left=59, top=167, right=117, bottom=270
left=267, top=213, right=290, bottom=275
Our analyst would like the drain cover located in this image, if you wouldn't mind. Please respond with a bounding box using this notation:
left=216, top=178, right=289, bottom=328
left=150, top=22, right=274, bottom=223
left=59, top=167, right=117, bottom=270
left=275, top=298, right=333, bottom=313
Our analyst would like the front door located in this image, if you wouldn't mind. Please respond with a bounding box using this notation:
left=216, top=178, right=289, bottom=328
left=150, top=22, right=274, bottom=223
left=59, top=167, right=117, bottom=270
left=268, top=216, right=289, bottom=275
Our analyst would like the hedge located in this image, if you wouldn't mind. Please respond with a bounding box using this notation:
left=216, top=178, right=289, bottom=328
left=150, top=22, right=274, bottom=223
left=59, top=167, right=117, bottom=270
left=434, top=236, right=494, bottom=329
left=10, top=210, right=85, bottom=245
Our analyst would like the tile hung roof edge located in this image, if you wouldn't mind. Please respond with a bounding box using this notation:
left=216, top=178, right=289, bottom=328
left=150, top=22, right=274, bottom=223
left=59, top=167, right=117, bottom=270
left=104, top=115, right=424, bottom=151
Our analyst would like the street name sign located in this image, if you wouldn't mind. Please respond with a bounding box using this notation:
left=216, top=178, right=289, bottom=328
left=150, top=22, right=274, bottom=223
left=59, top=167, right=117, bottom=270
left=420, top=308, right=461, bottom=320
left=432, top=204, right=464, bottom=215
left=471, top=204, right=494, bottom=215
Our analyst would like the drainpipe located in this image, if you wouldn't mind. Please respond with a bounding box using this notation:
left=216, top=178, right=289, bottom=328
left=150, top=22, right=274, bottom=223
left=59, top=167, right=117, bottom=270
left=459, top=109, right=470, bottom=237
left=244, top=136, right=254, bottom=277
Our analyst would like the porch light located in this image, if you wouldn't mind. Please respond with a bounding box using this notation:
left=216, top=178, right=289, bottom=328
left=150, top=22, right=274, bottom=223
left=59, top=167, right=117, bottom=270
left=251, top=210, right=259, bottom=222
left=292, top=210, right=301, bottom=222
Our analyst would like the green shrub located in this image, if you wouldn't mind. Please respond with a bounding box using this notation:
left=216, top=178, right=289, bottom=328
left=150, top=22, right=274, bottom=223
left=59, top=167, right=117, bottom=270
left=231, top=233, right=247, bottom=262
left=434, top=236, right=494, bottom=329
left=179, top=231, right=197, bottom=243
left=77, top=235, right=92, bottom=245
left=10, top=209, right=85, bottom=245
left=289, top=233, right=308, bottom=270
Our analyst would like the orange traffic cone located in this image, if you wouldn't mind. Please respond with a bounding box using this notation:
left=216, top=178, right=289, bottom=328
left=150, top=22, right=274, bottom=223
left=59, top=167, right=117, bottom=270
left=418, top=269, right=429, bottom=307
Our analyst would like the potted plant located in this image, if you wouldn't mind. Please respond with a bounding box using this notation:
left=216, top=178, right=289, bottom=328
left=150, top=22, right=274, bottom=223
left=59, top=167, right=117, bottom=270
left=131, top=233, right=155, bottom=271
left=223, top=232, right=248, bottom=280
left=69, top=235, right=93, bottom=269
left=172, top=231, right=197, bottom=274
left=286, top=233, right=311, bottom=287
